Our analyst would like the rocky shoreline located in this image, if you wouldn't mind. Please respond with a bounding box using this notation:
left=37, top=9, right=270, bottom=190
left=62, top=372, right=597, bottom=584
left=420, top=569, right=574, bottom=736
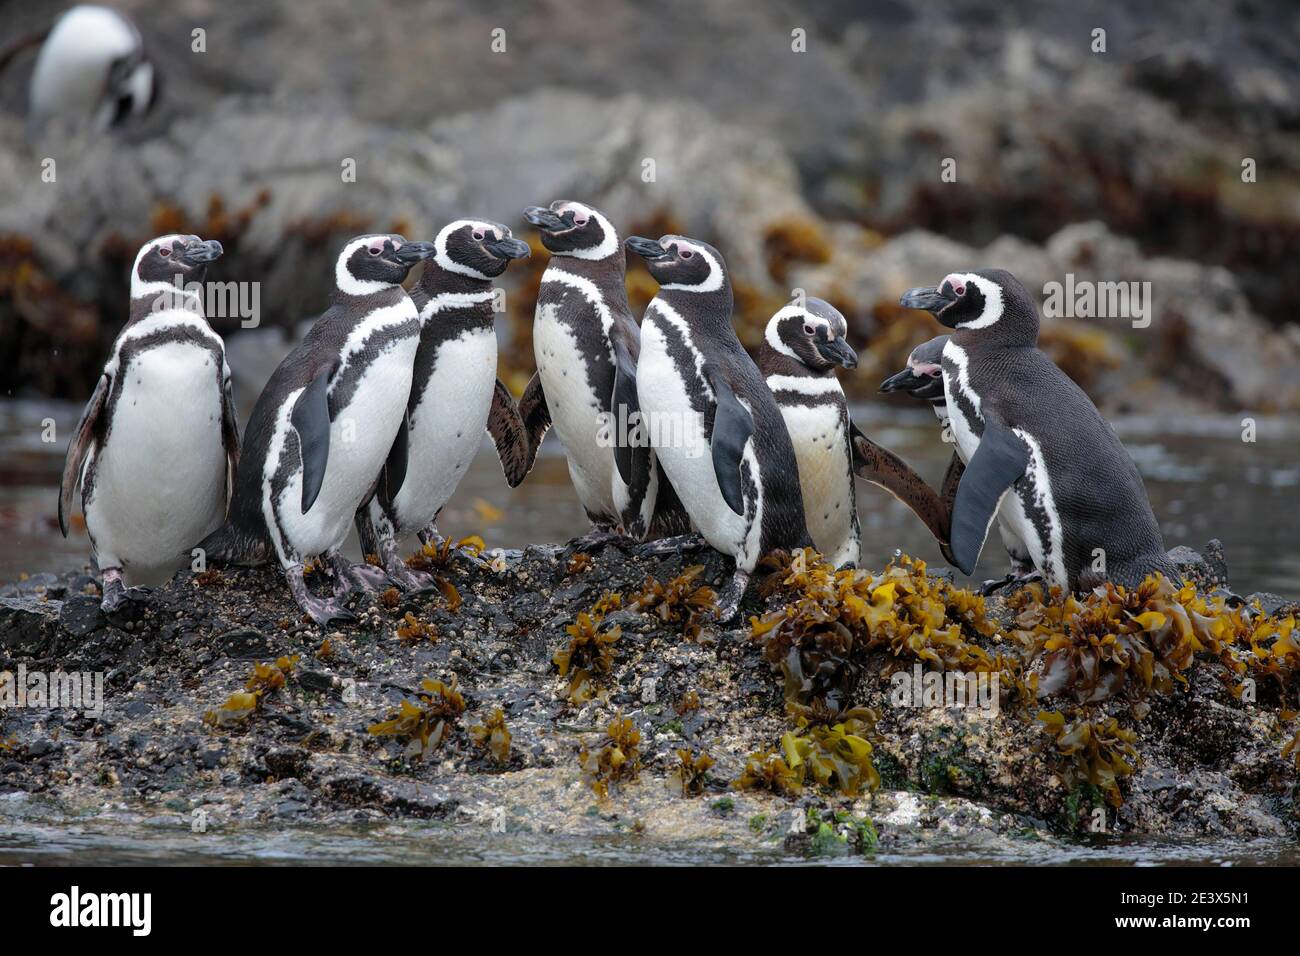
left=1, top=538, right=1297, bottom=858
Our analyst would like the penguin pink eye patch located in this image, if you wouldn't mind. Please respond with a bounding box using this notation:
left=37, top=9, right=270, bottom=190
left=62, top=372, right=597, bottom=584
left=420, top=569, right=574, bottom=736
left=368, top=240, right=392, bottom=256
left=942, top=273, right=967, bottom=295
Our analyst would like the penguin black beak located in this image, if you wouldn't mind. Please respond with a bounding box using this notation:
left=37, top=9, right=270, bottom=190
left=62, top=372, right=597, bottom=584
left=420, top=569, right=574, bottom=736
left=484, top=236, right=531, bottom=261
left=523, top=206, right=567, bottom=232
left=900, top=284, right=958, bottom=318
left=178, top=239, right=223, bottom=266
left=392, top=241, right=437, bottom=265
left=880, top=367, right=945, bottom=401
left=625, top=236, right=669, bottom=260
left=816, top=338, right=858, bottom=370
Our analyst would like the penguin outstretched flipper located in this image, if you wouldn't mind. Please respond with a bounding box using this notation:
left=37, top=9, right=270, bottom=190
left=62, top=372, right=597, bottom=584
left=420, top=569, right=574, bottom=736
left=849, top=421, right=951, bottom=546
left=59, top=373, right=109, bottom=537
left=938, top=451, right=965, bottom=566
left=517, top=372, right=552, bottom=477
left=704, top=365, right=753, bottom=517
left=487, top=379, right=530, bottom=488
left=949, top=416, right=1029, bottom=575
left=291, top=361, right=338, bottom=513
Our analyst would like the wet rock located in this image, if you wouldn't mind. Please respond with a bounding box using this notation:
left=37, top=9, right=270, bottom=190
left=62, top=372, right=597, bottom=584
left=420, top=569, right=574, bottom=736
left=1168, top=538, right=1230, bottom=590
left=57, top=595, right=103, bottom=638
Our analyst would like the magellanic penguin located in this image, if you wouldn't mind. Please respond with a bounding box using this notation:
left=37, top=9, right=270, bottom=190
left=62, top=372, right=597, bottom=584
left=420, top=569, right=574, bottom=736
left=898, top=270, right=1179, bottom=591
left=3, top=5, right=159, bottom=133
left=626, top=233, right=812, bottom=620
left=758, top=298, right=952, bottom=569
left=881, top=334, right=1034, bottom=584
left=519, top=200, right=688, bottom=546
left=354, top=218, right=532, bottom=590
left=201, top=234, right=436, bottom=625
left=59, top=234, right=235, bottom=612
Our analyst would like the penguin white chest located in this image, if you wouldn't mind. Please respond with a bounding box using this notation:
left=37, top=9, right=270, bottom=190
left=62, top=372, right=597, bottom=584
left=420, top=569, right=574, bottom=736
left=274, top=333, right=418, bottom=560
left=88, top=341, right=227, bottom=582
left=392, top=328, right=497, bottom=532
left=533, top=302, right=618, bottom=520
left=637, top=319, right=750, bottom=558
left=779, top=401, right=856, bottom=565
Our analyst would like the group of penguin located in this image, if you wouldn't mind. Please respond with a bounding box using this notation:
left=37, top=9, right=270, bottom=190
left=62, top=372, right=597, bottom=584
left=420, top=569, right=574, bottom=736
left=59, top=200, right=1179, bottom=626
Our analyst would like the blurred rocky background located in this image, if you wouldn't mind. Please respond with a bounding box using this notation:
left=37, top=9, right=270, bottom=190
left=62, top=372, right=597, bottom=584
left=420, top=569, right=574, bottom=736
left=2, top=0, right=1300, bottom=414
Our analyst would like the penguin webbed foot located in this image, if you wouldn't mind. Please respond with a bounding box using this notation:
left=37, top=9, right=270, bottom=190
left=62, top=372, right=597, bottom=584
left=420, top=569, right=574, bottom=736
left=562, top=528, right=633, bottom=556
left=381, top=556, right=441, bottom=596
left=979, top=568, right=1042, bottom=596
left=714, top=568, right=751, bottom=624
left=634, top=532, right=707, bottom=558
left=328, top=552, right=394, bottom=596
left=99, top=570, right=150, bottom=620
left=286, top=564, right=356, bottom=627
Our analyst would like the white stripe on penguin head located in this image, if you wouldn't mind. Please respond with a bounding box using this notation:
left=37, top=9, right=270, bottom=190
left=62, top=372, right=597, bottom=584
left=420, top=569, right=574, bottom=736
left=659, top=238, right=724, bottom=292
left=336, top=235, right=399, bottom=296
left=434, top=219, right=500, bottom=279
left=952, top=273, right=1005, bottom=330
left=554, top=202, right=619, bottom=261
left=764, top=304, right=828, bottom=360
left=130, top=234, right=197, bottom=302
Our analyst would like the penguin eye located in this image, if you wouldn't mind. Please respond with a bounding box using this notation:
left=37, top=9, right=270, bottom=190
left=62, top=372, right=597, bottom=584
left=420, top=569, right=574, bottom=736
left=803, top=323, right=816, bottom=336
left=159, top=246, right=171, bottom=257
left=472, top=230, right=485, bottom=242
left=573, top=214, right=589, bottom=226
left=679, top=248, right=693, bottom=259
left=368, top=246, right=382, bottom=256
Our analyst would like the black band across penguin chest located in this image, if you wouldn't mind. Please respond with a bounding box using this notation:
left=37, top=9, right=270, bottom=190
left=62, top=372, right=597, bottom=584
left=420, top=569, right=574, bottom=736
left=536, top=277, right=616, bottom=412
left=410, top=301, right=495, bottom=417
left=325, top=311, right=419, bottom=418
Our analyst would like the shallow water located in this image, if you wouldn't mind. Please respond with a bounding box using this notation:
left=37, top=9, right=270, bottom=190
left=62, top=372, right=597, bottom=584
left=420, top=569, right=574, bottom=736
left=1, top=399, right=1297, bottom=866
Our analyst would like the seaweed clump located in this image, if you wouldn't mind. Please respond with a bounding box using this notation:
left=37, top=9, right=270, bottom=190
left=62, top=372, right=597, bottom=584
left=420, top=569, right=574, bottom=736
left=469, top=707, right=512, bottom=764
left=734, top=709, right=881, bottom=798
left=670, top=749, right=716, bottom=796
left=367, top=677, right=467, bottom=760
left=1036, top=709, right=1139, bottom=808
left=633, top=565, right=718, bottom=641
left=395, top=612, right=438, bottom=646
left=751, top=551, right=1001, bottom=720
left=578, top=713, right=642, bottom=798
left=553, top=591, right=624, bottom=704
left=202, top=655, right=300, bottom=729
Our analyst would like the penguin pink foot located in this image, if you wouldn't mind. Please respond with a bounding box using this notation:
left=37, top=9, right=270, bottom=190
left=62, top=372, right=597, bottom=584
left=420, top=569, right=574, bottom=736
left=714, top=568, right=750, bottom=624
left=100, top=567, right=150, bottom=615
left=327, top=551, right=393, bottom=595
left=286, top=564, right=355, bottom=627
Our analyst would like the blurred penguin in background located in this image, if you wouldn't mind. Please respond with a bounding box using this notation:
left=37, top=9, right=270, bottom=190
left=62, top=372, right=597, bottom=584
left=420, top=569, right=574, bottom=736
left=1, top=4, right=159, bottom=134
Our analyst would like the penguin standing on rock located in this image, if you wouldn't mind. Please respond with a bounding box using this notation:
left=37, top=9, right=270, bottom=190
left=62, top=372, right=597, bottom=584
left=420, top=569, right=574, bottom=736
left=519, top=200, right=688, bottom=547
left=626, top=233, right=811, bottom=621
left=881, top=334, right=1033, bottom=585
left=201, top=234, right=435, bottom=625
left=898, top=269, right=1178, bottom=591
left=354, top=219, right=532, bottom=590
left=59, top=234, right=235, bottom=613
left=758, top=298, right=952, bottom=568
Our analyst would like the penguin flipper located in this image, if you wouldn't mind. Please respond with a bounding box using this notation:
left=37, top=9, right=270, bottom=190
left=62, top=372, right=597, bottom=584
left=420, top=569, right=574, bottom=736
left=291, top=362, right=337, bottom=514
left=949, top=417, right=1029, bottom=576
left=849, top=421, right=951, bottom=545
left=517, top=372, right=552, bottom=476
left=220, top=372, right=241, bottom=509
left=381, top=410, right=410, bottom=506
left=938, top=451, right=966, bottom=566
left=705, top=366, right=753, bottom=517
left=59, top=373, right=109, bottom=537
left=487, top=379, right=530, bottom=488
left=609, top=332, right=643, bottom=489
